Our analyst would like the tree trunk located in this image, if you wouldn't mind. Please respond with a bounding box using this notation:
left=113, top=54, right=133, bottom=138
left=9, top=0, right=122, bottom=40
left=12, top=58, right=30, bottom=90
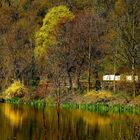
left=76, top=73, right=82, bottom=94
left=95, top=71, right=101, bottom=91
left=88, top=37, right=91, bottom=92
left=77, top=75, right=81, bottom=90
left=132, top=57, right=136, bottom=97
left=67, top=70, right=73, bottom=94
left=113, top=59, right=116, bottom=93
left=57, top=82, right=61, bottom=107
left=76, top=65, right=82, bottom=92
left=132, top=3, right=136, bottom=98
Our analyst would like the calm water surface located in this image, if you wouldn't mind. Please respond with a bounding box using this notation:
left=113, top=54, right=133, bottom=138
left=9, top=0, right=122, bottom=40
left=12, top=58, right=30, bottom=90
left=0, top=103, right=140, bottom=140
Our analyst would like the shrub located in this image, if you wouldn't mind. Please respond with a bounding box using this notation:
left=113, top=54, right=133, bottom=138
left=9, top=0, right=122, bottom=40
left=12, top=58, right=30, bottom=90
left=4, top=80, right=28, bottom=99
left=84, top=90, right=113, bottom=98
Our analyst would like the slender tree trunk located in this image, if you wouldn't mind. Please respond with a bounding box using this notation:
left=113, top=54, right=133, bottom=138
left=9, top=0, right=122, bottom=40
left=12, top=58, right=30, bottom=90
left=76, top=62, right=83, bottom=92
left=77, top=73, right=81, bottom=90
left=69, top=73, right=73, bottom=93
left=88, top=37, right=91, bottom=92
left=57, top=82, right=61, bottom=107
left=88, top=1, right=94, bottom=92
left=67, top=69, right=73, bottom=94
left=132, top=57, right=136, bottom=97
left=132, top=3, right=136, bottom=97
left=113, top=52, right=116, bottom=93
left=55, top=71, right=61, bottom=107
left=95, top=71, right=101, bottom=91
left=77, top=70, right=81, bottom=92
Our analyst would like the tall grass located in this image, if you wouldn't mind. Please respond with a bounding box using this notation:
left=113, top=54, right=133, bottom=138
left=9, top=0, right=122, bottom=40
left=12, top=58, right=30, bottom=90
left=62, top=103, right=140, bottom=114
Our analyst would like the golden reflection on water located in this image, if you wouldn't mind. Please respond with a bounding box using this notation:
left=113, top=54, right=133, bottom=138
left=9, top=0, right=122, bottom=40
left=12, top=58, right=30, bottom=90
left=1, top=104, right=118, bottom=128
left=2, top=104, right=27, bottom=127
left=0, top=103, right=140, bottom=140
left=72, top=110, right=111, bottom=128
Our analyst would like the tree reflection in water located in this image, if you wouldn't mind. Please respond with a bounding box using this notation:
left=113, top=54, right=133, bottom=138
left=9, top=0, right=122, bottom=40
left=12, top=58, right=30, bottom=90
left=0, top=103, right=140, bottom=140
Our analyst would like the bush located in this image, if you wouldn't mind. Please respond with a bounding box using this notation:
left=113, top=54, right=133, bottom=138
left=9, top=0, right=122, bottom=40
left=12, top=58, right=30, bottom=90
left=4, top=80, right=28, bottom=99
left=84, top=90, right=113, bottom=98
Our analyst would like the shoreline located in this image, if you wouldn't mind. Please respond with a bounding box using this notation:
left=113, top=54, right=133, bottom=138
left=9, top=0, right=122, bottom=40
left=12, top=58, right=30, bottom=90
left=3, top=98, right=140, bottom=115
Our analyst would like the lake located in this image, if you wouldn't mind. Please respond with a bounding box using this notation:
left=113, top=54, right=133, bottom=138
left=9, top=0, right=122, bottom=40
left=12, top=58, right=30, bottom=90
left=0, top=103, right=140, bottom=140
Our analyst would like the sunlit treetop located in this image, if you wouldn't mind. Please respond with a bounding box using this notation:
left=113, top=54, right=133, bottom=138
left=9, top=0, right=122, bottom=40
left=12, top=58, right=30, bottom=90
left=34, top=5, right=75, bottom=62
left=115, top=0, right=126, bottom=17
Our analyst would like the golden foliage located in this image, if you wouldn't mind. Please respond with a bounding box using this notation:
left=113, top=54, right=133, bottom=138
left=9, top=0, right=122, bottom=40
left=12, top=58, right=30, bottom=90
left=35, top=5, right=75, bottom=62
left=84, top=90, right=113, bottom=99
left=115, top=0, right=126, bottom=17
left=4, top=80, right=28, bottom=98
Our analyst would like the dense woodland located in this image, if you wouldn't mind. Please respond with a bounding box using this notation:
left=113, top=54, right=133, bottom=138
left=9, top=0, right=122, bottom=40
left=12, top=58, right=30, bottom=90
left=0, top=0, right=140, bottom=101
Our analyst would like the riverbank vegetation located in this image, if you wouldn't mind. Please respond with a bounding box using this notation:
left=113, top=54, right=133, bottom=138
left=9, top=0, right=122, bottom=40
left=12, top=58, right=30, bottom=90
left=0, top=0, right=140, bottom=110
left=3, top=90, right=140, bottom=114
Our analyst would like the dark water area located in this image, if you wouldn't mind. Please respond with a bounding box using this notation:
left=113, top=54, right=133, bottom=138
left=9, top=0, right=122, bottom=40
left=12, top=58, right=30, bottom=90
left=0, top=103, right=140, bottom=140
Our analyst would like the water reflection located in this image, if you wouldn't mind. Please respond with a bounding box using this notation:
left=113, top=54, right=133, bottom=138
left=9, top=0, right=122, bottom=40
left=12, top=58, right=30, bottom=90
left=0, top=103, right=140, bottom=140
left=71, top=110, right=111, bottom=128
left=2, top=104, right=27, bottom=127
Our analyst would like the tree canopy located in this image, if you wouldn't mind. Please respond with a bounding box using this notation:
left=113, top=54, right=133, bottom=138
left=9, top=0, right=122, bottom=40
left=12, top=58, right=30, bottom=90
left=34, top=5, right=75, bottom=62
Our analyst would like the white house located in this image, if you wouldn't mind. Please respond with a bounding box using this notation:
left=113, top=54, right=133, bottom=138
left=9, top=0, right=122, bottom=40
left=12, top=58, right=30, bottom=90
left=103, top=75, right=120, bottom=81
left=103, top=75, right=139, bottom=82
left=126, top=75, right=138, bottom=82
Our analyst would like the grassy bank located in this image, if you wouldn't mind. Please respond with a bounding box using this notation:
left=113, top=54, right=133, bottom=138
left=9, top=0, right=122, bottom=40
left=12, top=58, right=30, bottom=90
left=2, top=83, right=140, bottom=114
left=62, top=103, right=140, bottom=114
left=4, top=97, right=140, bottom=115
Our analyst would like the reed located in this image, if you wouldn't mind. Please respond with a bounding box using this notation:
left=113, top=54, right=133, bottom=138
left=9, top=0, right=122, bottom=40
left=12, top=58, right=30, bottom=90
left=5, top=99, right=140, bottom=114
left=62, top=103, right=140, bottom=114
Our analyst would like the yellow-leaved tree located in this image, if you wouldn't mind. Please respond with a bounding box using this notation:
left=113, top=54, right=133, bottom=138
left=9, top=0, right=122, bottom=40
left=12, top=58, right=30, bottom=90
left=34, top=5, right=75, bottom=62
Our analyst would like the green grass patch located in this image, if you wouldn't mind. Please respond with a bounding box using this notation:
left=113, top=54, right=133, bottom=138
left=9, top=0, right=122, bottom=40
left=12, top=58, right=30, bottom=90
left=62, top=103, right=140, bottom=115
